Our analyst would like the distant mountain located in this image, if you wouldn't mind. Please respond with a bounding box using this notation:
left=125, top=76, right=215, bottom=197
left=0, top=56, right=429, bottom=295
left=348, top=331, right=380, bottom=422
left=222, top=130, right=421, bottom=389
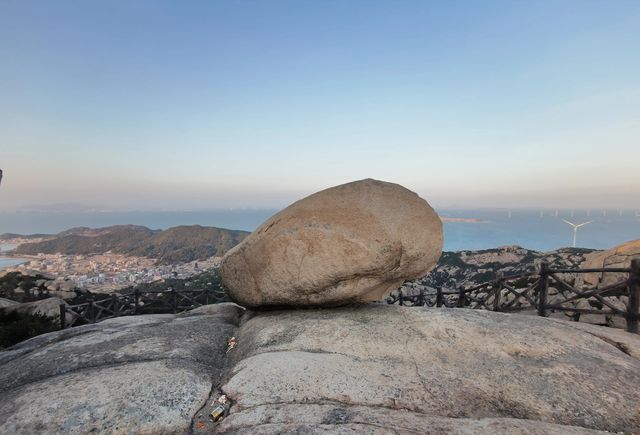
left=405, top=245, right=598, bottom=291
left=14, top=225, right=249, bottom=263
left=57, top=225, right=156, bottom=238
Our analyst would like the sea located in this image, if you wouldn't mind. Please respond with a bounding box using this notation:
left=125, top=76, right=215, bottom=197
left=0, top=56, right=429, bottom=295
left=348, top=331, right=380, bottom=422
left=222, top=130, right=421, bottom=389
left=0, top=209, right=638, bottom=270
left=0, top=243, right=27, bottom=271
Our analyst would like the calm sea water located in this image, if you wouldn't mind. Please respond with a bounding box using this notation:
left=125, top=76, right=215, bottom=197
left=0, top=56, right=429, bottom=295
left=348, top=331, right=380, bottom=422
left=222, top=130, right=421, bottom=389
left=0, top=209, right=638, bottom=253
left=442, top=209, right=639, bottom=251
left=0, top=243, right=27, bottom=271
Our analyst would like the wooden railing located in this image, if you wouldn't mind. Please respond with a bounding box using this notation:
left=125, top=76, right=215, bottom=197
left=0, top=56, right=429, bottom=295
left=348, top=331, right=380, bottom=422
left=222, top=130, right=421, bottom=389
left=59, top=287, right=229, bottom=329
left=388, top=259, right=640, bottom=333
left=60, top=260, right=640, bottom=333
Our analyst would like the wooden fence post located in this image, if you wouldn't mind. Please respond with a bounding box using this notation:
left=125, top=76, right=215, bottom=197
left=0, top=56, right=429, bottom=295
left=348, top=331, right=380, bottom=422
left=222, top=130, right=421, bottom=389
left=134, top=289, right=140, bottom=314
left=398, top=289, right=404, bottom=306
left=457, top=286, right=466, bottom=308
left=204, top=287, right=209, bottom=305
left=537, top=261, right=549, bottom=317
left=59, top=303, right=66, bottom=329
left=111, top=294, right=118, bottom=316
left=436, top=287, right=443, bottom=307
left=493, top=272, right=503, bottom=311
left=88, top=299, right=95, bottom=323
left=170, top=287, right=177, bottom=313
left=626, top=258, right=640, bottom=333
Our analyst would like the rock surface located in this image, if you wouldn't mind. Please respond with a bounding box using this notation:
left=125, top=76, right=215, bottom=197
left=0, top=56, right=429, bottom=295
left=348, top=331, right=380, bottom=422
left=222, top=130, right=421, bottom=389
left=0, top=297, right=68, bottom=322
left=578, top=239, right=640, bottom=287
left=568, top=239, right=640, bottom=328
left=0, top=303, right=244, bottom=434
left=221, top=306, right=640, bottom=433
left=2, top=304, right=640, bottom=433
left=221, top=179, right=443, bottom=307
left=215, top=404, right=605, bottom=434
left=0, top=297, right=19, bottom=308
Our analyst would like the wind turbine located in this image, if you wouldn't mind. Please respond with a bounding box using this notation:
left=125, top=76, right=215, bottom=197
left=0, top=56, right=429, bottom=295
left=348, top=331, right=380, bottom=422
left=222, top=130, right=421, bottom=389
left=562, top=219, right=593, bottom=248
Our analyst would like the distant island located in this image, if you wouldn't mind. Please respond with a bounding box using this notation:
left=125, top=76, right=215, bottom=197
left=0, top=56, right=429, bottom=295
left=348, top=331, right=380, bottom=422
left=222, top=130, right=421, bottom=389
left=440, top=216, right=488, bottom=223
left=2, top=224, right=249, bottom=264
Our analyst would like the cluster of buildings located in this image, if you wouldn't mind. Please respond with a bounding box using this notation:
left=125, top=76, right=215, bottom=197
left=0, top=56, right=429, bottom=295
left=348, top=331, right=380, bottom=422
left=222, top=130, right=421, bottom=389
left=5, top=253, right=221, bottom=293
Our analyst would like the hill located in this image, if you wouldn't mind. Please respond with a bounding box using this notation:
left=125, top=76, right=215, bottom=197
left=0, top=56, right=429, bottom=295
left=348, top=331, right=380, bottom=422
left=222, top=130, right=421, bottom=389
left=14, top=224, right=249, bottom=263
left=405, top=245, right=598, bottom=291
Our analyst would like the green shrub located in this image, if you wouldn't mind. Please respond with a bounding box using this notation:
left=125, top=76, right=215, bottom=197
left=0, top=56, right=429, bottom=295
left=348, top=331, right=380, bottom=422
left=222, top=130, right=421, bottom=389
left=0, top=311, right=59, bottom=349
left=0, top=271, right=53, bottom=303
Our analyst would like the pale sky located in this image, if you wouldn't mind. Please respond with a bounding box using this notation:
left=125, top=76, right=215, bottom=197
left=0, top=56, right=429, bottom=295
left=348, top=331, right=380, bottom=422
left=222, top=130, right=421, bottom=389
left=1, top=0, right=639, bottom=212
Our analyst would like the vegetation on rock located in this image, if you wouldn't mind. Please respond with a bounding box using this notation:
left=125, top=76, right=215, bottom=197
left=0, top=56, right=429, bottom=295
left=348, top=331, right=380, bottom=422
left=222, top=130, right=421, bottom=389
left=0, top=272, right=53, bottom=303
left=119, top=269, right=226, bottom=295
left=0, top=311, right=59, bottom=349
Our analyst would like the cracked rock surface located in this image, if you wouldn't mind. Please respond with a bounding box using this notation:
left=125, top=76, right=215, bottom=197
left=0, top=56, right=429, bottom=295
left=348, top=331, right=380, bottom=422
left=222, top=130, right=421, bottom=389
left=0, top=303, right=243, bottom=434
left=221, top=305, right=640, bottom=433
left=2, top=304, right=640, bottom=433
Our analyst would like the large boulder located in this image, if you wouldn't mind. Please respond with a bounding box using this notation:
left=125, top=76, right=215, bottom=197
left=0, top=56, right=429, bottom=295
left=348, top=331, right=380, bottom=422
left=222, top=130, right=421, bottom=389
left=221, top=179, right=443, bottom=307
left=577, top=239, right=640, bottom=288
left=573, top=240, right=640, bottom=328
left=0, top=297, right=68, bottom=321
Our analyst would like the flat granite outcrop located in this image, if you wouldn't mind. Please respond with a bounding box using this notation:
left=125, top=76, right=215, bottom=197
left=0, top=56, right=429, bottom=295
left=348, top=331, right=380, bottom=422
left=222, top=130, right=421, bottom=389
left=2, top=304, right=640, bottom=434
left=0, top=303, right=244, bottom=434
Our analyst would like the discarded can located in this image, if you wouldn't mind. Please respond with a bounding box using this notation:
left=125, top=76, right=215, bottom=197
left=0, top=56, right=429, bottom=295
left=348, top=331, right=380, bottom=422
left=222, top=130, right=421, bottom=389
left=210, top=404, right=226, bottom=422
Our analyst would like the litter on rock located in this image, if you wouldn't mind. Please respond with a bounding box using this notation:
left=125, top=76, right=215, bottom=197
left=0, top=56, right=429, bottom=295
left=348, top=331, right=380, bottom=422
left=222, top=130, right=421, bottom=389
left=211, top=394, right=227, bottom=407
left=210, top=404, right=225, bottom=422
left=209, top=394, right=229, bottom=422
left=226, top=337, right=237, bottom=353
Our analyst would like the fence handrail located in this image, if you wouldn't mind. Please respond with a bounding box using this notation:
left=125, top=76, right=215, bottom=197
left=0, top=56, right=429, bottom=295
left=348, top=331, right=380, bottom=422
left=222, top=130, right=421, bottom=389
left=458, top=265, right=632, bottom=295
left=392, top=260, right=640, bottom=333
left=60, top=286, right=228, bottom=329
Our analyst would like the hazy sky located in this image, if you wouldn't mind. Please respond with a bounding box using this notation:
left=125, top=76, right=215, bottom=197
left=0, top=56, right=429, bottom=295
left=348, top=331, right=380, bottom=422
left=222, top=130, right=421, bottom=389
left=1, top=0, right=639, bottom=212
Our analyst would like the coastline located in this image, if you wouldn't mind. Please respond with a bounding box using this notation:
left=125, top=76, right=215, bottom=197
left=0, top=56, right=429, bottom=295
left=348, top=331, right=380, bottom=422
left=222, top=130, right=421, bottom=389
left=0, top=257, right=29, bottom=271
left=0, top=244, right=29, bottom=272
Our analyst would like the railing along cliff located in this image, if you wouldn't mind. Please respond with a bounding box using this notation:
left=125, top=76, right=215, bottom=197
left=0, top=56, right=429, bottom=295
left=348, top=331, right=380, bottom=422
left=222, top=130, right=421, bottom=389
left=60, top=260, right=640, bottom=334
left=59, top=286, right=228, bottom=329
left=387, top=259, right=640, bottom=333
